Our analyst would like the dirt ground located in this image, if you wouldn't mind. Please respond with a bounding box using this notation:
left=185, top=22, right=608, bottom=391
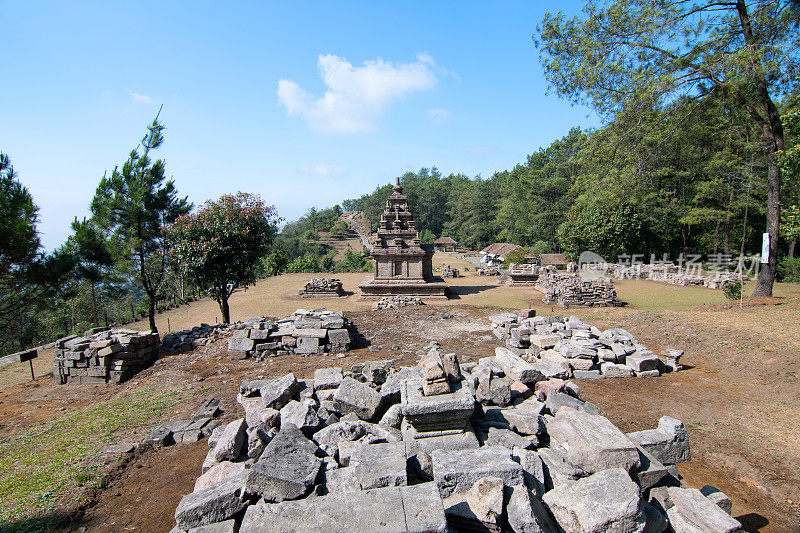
left=1, top=266, right=799, bottom=532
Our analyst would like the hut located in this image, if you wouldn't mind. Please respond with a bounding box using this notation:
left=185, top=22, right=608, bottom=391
left=479, top=243, right=521, bottom=267
left=433, top=236, right=458, bottom=252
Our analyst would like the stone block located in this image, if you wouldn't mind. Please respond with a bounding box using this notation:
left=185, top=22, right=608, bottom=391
left=212, top=419, right=246, bottom=462
left=573, top=370, right=604, bottom=380
left=626, top=352, right=660, bottom=372
left=332, top=377, right=382, bottom=420
left=194, top=461, right=247, bottom=492
left=260, top=373, right=300, bottom=410
left=442, top=476, right=504, bottom=532
left=495, top=347, right=545, bottom=384
left=174, top=472, right=249, bottom=530
left=633, top=445, right=669, bottom=492
left=531, top=334, right=560, bottom=349
left=626, top=416, right=690, bottom=465
left=381, top=366, right=424, bottom=402
left=350, top=441, right=407, bottom=489
left=296, top=336, right=320, bottom=354
left=543, top=468, right=645, bottom=533
left=245, top=424, right=322, bottom=502
left=402, top=420, right=480, bottom=457
left=227, top=337, right=255, bottom=352
left=401, top=378, right=475, bottom=432
left=601, top=362, right=634, bottom=378
left=545, top=410, right=640, bottom=474
left=505, top=483, right=558, bottom=533
left=431, top=445, right=523, bottom=497
left=537, top=447, right=585, bottom=491
left=544, top=391, right=601, bottom=416
left=239, top=482, right=447, bottom=533
left=665, top=487, right=742, bottom=532
left=700, top=485, right=733, bottom=515
left=280, top=400, right=321, bottom=435
left=314, top=367, right=343, bottom=390
left=327, top=328, right=351, bottom=346
left=486, top=427, right=534, bottom=450
left=312, top=419, right=366, bottom=457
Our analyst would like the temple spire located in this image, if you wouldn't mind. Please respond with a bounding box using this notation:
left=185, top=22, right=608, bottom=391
left=393, top=176, right=402, bottom=193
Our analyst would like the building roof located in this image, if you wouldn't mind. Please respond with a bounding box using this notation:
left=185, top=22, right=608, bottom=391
left=480, top=243, right=521, bottom=258
left=539, top=253, right=569, bottom=265
left=434, top=236, right=458, bottom=245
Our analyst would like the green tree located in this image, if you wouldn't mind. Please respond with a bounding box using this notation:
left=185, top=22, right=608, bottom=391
left=536, top=0, right=800, bottom=296
left=90, top=117, right=191, bottom=333
left=166, top=193, right=280, bottom=324
left=780, top=109, right=800, bottom=256
left=0, top=153, right=74, bottom=346
left=67, top=218, right=115, bottom=326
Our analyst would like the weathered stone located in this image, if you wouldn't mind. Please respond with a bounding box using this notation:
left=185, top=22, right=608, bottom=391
left=247, top=427, right=269, bottom=459
left=379, top=403, right=403, bottom=429
left=194, top=461, right=247, bottom=492
left=573, top=370, right=604, bottom=380
left=362, top=359, right=394, bottom=385
left=545, top=391, right=601, bottom=416
left=601, top=362, right=634, bottom=378
left=402, top=420, right=481, bottom=457
left=443, top=476, right=504, bottom=531
left=700, top=485, right=733, bottom=515
left=441, top=352, right=462, bottom=383
left=423, top=378, right=451, bottom=396
left=537, top=447, right=585, bottom=491
left=626, top=352, right=660, bottom=372
left=245, top=424, right=322, bottom=502
left=245, top=407, right=280, bottom=432
left=486, top=427, right=534, bottom=450
left=506, top=483, right=558, bottom=533
left=260, top=374, right=300, bottom=410
left=381, top=366, right=423, bottom=402
left=239, top=482, right=447, bottom=533
left=546, top=410, right=640, bottom=474
left=633, top=445, right=669, bottom=492
left=431, top=445, right=523, bottom=497
left=227, top=337, right=255, bottom=352
left=401, top=378, right=475, bottom=432
left=296, top=336, right=320, bottom=354
left=187, top=519, right=237, bottom=533
left=312, top=419, right=366, bottom=457
left=174, top=472, right=249, bottom=530
left=350, top=441, right=407, bottom=489
left=627, top=416, right=690, bottom=465
left=212, top=419, right=246, bottom=462
left=280, top=399, right=321, bottom=434
left=495, top=347, right=545, bottom=384
left=531, top=360, right=571, bottom=380
left=665, top=487, right=742, bottom=532
left=543, top=468, right=645, bottom=533
left=314, top=367, right=343, bottom=390
left=332, top=377, right=382, bottom=420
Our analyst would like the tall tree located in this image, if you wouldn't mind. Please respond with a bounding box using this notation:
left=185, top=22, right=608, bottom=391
left=536, top=0, right=800, bottom=296
left=68, top=218, right=115, bottom=325
left=0, top=153, right=73, bottom=338
left=165, top=193, right=281, bottom=324
left=91, top=117, right=191, bottom=333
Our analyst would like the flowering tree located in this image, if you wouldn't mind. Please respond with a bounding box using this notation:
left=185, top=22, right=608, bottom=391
left=166, top=193, right=281, bottom=323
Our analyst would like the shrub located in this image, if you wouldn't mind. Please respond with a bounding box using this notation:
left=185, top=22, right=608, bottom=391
left=777, top=256, right=800, bottom=283
left=723, top=281, right=742, bottom=301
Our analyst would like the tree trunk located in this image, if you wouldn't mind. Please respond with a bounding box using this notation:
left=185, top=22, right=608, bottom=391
left=90, top=280, right=98, bottom=326
left=790, top=238, right=796, bottom=259
left=221, top=291, right=231, bottom=324
left=752, top=147, right=781, bottom=297
left=148, top=295, right=158, bottom=334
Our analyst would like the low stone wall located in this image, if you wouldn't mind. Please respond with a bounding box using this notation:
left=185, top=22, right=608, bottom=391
left=227, top=310, right=352, bottom=359
left=161, top=323, right=232, bottom=354
left=53, top=329, right=159, bottom=385
left=490, top=312, right=682, bottom=379
left=538, top=273, right=624, bottom=307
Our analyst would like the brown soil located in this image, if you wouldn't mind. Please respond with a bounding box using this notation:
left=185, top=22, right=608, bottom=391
left=1, top=279, right=799, bottom=532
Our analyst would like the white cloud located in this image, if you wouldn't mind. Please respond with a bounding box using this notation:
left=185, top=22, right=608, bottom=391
left=277, top=53, right=440, bottom=133
left=298, top=163, right=346, bottom=179
left=129, top=91, right=154, bottom=104
left=426, top=108, right=451, bottom=123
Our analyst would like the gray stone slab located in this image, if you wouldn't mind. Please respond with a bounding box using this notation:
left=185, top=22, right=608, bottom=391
left=187, top=519, right=237, bottom=533
left=572, top=369, right=604, bottom=380
left=239, top=482, right=447, bottom=533
left=536, top=447, right=585, bottom=491
left=260, top=373, right=300, bottom=410
left=544, top=391, right=601, bottom=416
left=212, top=419, right=246, bottom=462
left=531, top=360, right=570, bottom=380
left=280, top=399, right=321, bottom=434
left=332, top=377, right=382, bottom=420
left=543, top=468, right=645, bottom=533
left=402, top=420, right=480, bottom=457
left=665, top=487, right=742, bottom=532
left=401, top=378, right=474, bottom=432
left=174, top=472, right=249, bottom=530
left=296, top=336, right=320, bottom=354
left=506, top=484, right=558, bottom=533
left=486, top=427, right=534, bottom=450
left=494, top=347, right=545, bottom=384
left=546, top=410, right=640, bottom=474
left=633, top=444, right=669, bottom=492
left=245, top=424, right=322, bottom=502
left=381, top=366, right=424, bottom=402
left=431, top=445, right=524, bottom=497
left=627, top=352, right=660, bottom=372
left=314, top=367, right=343, bottom=390
left=700, top=485, right=733, bottom=515
left=626, top=416, right=690, bottom=465
left=350, top=441, right=408, bottom=489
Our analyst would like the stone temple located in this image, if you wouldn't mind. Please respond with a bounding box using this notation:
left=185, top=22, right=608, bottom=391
left=358, top=178, right=449, bottom=300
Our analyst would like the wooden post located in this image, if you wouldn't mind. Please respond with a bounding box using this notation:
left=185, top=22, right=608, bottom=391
left=167, top=317, right=171, bottom=332
left=29, top=358, right=35, bottom=381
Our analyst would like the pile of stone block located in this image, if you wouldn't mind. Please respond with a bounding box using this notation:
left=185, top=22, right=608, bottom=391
left=53, top=328, right=159, bottom=385
left=298, top=278, right=346, bottom=298
left=144, top=398, right=223, bottom=446
left=441, top=265, right=460, bottom=278
left=540, top=275, right=624, bottom=307
left=227, top=310, right=352, bottom=360
left=506, top=263, right=540, bottom=286
left=170, top=352, right=740, bottom=533
left=490, top=312, right=683, bottom=380
left=371, top=295, right=425, bottom=310
left=161, top=323, right=233, bottom=354
left=477, top=267, right=500, bottom=276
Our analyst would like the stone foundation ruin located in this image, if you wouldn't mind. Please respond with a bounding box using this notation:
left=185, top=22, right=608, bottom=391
left=298, top=278, right=346, bottom=298
left=170, top=341, right=739, bottom=533
left=538, top=271, right=624, bottom=307
left=491, top=311, right=682, bottom=379
left=53, top=328, right=159, bottom=385
left=227, top=309, right=352, bottom=359
left=371, top=295, right=425, bottom=310
left=506, top=263, right=541, bottom=286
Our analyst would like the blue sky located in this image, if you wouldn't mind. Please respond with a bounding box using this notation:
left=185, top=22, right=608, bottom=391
left=1, top=1, right=598, bottom=250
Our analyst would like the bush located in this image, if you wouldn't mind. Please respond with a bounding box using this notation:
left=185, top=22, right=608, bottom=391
left=723, top=281, right=742, bottom=301
left=286, top=254, right=320, bottom=273
left=777, top=256, right=800, bottom=283
left=502, top=247, right=530, bottom=268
